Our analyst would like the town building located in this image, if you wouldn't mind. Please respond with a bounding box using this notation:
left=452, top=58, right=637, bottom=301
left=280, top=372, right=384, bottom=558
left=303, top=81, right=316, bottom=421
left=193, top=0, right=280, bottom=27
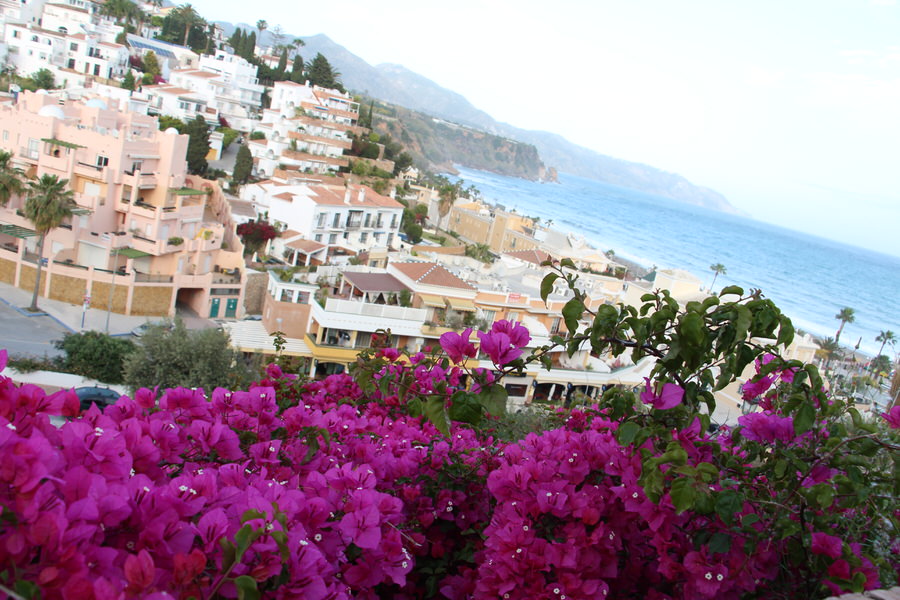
left=249, top=81, right=364, bottom=179
left=0, top=91, right=247, bottom=319
left=240, top=179, right=404, bottom=259
left=448, top=200, right=541, bottom=253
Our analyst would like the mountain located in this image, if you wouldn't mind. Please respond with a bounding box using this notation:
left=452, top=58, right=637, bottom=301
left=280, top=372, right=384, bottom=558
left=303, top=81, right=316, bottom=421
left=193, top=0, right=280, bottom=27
left=215, top=27, right=740, bottom=214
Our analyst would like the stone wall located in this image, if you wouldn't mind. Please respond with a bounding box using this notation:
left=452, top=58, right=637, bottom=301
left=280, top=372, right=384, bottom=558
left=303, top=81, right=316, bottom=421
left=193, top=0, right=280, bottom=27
left=130, top=286, right=173, bottom=316
left=0, top=257, right=15, bottom=284
left=91, top=281, right=128, bottom=313
left=17, top=264, right=36, bottom=293
left=48, top=273, right=87, bottom=305
left=242, top=271, right=267, bottom=315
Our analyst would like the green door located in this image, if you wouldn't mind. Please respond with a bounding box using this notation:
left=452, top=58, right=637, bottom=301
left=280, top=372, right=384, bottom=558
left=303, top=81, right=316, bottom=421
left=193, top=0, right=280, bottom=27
left=225, top=297, right=238, bottom=318
left=210, top=297, right=220, bottom=318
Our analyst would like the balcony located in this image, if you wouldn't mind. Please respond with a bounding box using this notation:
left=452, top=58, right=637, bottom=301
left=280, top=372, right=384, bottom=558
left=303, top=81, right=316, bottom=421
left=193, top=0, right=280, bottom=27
left=122, top=171, right=157, bottom=189
left=311, top=299, right=426, bottom=337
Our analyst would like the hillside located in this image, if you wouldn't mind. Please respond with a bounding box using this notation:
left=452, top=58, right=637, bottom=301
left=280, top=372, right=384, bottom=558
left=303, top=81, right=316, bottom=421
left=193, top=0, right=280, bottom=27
left=370, top=101, right=544, bottom=180
left=216, top=26, right=739, bottom=214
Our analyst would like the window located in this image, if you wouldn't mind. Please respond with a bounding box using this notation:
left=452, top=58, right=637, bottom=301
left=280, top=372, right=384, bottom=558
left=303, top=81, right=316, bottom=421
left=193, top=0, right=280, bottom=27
left=12, top=30, right=19, bottom=38
left=314, top=234, right=322, bottom=242
left=359, top=232, right=368, bottom=243
left=550, top=317, right=561, bottom=334
left=67, top=58, right=75, bottom=69
left=332, top=213, right=340, bottom=228
left=96, top=155, right=109, bottom=167
left=507, top=311, right=519, bottom=323
left=178, top=101, right=190, bottom=110
left=2, top=131, right=7, bottom=141
left=93, top=64, right=100, bottom=76
left=69, top=42, right=78, bottom=51
left=328, top=233, right=337, bottom=244
left=390, top=214, right=397, bottom=228
left=316, top=213, right=326, bottom=228
left=480, top=309, right=496, bottom=324
left=387, top=233, right=394, bottom=247
left=363, top=213, right=371, bottom=227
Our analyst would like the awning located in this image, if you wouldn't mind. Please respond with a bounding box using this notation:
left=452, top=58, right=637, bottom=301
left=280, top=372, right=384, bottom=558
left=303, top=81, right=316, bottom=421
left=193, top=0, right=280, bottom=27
left=418, top=294, right=445, bottom=308
left=170, top=187, right=207, bottom=196
left=0, top=224, right=36, bottom=238
left=445, top=297, right=476, bottom=312
left=127, top=154, right=161, bottom=159
left=41, top=138, right=83, bottom=149
left=116, top=247, right=151, bottom=258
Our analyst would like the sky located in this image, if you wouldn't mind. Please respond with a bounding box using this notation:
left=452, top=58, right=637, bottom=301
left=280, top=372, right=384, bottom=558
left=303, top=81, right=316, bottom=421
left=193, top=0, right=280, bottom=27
left=187, top=0, right=900, bottom=258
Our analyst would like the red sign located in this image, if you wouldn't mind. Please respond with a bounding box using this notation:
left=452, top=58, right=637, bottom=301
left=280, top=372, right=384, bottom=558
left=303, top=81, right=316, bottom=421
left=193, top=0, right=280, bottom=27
left=508, top=293, right=522, bottom=303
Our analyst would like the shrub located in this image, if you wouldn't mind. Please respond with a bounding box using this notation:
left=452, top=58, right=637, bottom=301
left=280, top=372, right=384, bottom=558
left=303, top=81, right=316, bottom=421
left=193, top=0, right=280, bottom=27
left=0, top=271, right=897, bottom=600
left=54, top=331, right=135, bottom=384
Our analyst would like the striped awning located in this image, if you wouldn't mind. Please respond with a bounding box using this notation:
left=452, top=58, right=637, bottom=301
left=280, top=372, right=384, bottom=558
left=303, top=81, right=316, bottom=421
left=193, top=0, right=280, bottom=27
left=418, top=294, right=445, bottom=308
left=0, top=224, right=36, bottom=238
left=446, top=297, right=476, bottom=312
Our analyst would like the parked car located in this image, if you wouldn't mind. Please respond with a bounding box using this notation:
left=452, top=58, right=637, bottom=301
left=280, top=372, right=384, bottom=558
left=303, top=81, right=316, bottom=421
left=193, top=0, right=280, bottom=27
left=242, top=314, right=262, bottom=321
left=74, top=386, right=121, bottom=412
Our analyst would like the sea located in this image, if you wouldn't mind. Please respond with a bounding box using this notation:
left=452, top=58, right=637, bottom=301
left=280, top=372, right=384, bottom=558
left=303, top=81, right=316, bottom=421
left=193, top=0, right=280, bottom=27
left=450, top=167, right=900, bottom=358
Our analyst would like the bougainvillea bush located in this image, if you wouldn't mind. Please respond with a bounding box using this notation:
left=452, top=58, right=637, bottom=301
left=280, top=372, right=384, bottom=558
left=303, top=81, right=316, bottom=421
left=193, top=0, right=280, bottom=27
left=1, top=266, right=898, bottom=599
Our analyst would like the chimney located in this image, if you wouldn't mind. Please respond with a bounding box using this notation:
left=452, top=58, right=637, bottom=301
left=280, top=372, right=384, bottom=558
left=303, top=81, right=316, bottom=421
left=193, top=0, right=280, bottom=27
left=344, top=187, right=351, bottom=204
left=358, top=188, right=366, bottom=203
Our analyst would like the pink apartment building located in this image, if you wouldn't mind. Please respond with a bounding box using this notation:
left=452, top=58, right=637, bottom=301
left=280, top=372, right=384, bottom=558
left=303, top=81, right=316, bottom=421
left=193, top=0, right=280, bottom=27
left=0, top=90, right=246, bottom=319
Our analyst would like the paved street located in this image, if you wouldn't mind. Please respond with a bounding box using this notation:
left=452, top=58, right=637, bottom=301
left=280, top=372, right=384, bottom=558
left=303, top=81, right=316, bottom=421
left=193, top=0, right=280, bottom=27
left=0, top=300, right=68, bottom=359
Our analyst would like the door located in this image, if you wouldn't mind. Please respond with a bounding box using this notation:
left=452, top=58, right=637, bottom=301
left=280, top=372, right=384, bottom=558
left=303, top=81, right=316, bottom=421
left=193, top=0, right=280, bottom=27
left=225, top=298, right=237, bottom=318
left=209, top=297, right=220, bottom=318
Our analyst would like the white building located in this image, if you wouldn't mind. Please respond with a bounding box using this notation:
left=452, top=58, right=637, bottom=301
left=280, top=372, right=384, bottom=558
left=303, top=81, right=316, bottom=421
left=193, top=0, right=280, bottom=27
left=167, top=51, right=264, bottom=131
left=143, top=84, right=216, bottom=125
left=2, top=23, right=66, bottom=77
left=64, top=33, right=128, bottom=80
left=0, top=0, right=49, bottom=25
left=241, top=180, right=404, bottom=255
left=125, top=34, right=199, bottom=79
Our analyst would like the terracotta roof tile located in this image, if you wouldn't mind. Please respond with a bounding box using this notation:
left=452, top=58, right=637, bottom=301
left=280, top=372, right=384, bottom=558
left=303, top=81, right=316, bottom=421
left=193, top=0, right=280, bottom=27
left=391, top=262, right=475, bottom=291
left=286, top=238, right=326, bottom=253
left=505, top=249, right=552, bottom=266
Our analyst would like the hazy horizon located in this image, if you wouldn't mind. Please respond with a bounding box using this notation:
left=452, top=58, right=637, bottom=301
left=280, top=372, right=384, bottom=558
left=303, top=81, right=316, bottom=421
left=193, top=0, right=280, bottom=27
left=187, top=0, right=900, bottom=259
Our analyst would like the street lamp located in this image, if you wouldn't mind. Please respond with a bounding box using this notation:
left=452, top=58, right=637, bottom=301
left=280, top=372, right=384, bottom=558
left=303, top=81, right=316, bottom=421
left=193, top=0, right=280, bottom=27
left=104, top=246, right=122, bottom=334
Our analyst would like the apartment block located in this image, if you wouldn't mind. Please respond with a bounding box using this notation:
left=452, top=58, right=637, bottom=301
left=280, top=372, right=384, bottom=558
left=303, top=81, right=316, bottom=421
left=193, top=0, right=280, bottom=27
left=0, top=91, right=246, bottom=319
left=241, top=179, right=403, bottom=257
left=448, top=200, right=541, bottom=253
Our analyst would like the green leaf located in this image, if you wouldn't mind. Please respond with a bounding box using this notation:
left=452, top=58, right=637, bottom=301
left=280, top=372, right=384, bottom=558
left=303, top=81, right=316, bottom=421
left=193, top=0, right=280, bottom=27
left=591, top=304, right=620, bottom=339
left=448, top=392, right=483, bottom=425
left=794, top=401, right=816, bottom=435
left=815, top=484, right=834, bottom=509
left=234, top=524, right=260, bottom=558
left=241, top=509, right=265, bottom=523
left=14, top=581, right=40, bottom=599
left=424, top=396, right=450, bottom=436
left=776, top=315, right=794, bottom=347
left=540, top=273, right=560, bottom=304
left=561, top=298, right=585, bottom=334
left=708, top=532, right=732, bottom=554
left=219, top=538, right=236, bottom=570
left=670, top=478, right=697, bottom=514
left=559, top=257, right=576, bottom=269
left=235, top=575, right=260, bottom=600
left=480, top=384, right=508, bottom=417
left=741, top=514, right=760, bottom=527
left=715, top=490, right=743, bottom=524
left=616, top=421, right=640, bottom=445
left=270, top=529, right=290, bottom=562
left=719, top=285, right=744, bottom=297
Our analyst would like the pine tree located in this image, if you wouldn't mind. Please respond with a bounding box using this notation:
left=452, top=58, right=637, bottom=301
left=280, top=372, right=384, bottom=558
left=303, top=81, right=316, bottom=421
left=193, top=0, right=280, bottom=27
left=306, top=53, right=342, bottom=91
left=228, top=28, right=243, bottom=51
left=232, top=144, right=252, bottom=184
left=120, top=70, right=136, bottom=90
left=276, top=49, right=288, bottom=78
left=290, top=53, right=305, bottom=83
left=242, top=31, right=256, bottom=60
left=143, top=50, right=160, bottom=78
left=184, top=115, right=209, bottom=175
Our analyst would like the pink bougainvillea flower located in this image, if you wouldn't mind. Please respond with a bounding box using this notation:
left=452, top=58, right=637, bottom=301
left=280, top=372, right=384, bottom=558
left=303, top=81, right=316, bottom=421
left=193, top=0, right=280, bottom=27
left=0, top=349, right=7, bottom=372
left=738, top=411, right=795, bottom=444
left=811, top=532, right=843, bottom=559
left=490, top=320, right=531, bottom=348
left=439, top=328, right=476, bottom=364
left=881, top=405, right=900, bottom=429
left=640, top=378, right=684, bottom=410
left=477, top=330, right=523, bottom=366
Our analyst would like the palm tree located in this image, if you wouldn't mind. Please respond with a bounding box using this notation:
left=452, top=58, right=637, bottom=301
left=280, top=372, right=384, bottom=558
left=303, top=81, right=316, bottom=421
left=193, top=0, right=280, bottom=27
left=99, top=0, right=138, bottom=25
left=708, top=263, right=726, bottom=292
left=0, top=150, right=24, bottom=206
left=172, top=4, right=205, bottom=47
left=256, top=19, right=268, bottom=43
left=815, top=336, right=841, bottom=370
left=876, top=330, right=896, bottom=359
left=436, top=182, right=459, bottom=232
left=834, top=307, right=855, bottom=342
left=24, top=174, right=76, bottom=311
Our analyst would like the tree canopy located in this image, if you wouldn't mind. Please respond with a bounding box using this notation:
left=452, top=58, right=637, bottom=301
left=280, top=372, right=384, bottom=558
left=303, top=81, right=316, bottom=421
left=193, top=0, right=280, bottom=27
left=184, top=115, right=209, bottom=175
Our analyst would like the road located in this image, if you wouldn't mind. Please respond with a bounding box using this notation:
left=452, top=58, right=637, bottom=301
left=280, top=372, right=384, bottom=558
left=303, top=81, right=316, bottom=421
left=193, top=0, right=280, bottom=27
left=0, top=301, right=69, bottom=359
